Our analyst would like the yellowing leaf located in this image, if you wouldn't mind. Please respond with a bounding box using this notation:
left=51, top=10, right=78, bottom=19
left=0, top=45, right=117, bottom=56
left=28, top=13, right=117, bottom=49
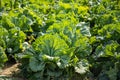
left=77, top=6, right=89, bottom=14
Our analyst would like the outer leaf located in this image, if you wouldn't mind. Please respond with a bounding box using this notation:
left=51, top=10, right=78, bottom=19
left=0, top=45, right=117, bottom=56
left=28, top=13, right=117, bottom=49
left=75, top=59, right=89, bottom=74
left=29, top=57, right=45, bottom=72
left=0, top=47, right=8, bottom=68
left=76, top=22, right=91, bottom=37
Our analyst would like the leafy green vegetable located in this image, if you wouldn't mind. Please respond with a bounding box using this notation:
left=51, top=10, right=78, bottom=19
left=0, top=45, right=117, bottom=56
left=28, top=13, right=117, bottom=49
left=0, top=46, right=8, bottom=68
left=0, top=0, right=120, bottom=80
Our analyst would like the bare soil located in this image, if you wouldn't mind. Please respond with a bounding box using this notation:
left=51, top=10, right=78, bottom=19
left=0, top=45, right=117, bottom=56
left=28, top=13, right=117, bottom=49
left=0, top=63, right=19, bottom=75
left=0, top=63, right=26, bottom=80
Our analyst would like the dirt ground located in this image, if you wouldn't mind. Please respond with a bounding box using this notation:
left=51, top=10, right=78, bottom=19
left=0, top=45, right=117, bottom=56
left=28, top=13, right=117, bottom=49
left=0, top=63, right=26, bottom=80
left=0, top=63, right=19, bottom=75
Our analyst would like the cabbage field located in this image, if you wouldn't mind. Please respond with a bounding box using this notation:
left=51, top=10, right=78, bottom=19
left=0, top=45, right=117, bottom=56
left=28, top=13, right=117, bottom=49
left=0, top=0, right=120, bottom=80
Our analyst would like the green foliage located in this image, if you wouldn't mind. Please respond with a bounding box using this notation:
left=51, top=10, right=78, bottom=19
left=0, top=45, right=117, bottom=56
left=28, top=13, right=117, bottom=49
left=0, top=46, right=8, bottom=68
left=19, top=34, right=75, bottom=79
left=0, top=0, right=120, bottom=80
left=0, top=27, right=8, bottom=68
left=7, top=28, right=26, bottom=54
